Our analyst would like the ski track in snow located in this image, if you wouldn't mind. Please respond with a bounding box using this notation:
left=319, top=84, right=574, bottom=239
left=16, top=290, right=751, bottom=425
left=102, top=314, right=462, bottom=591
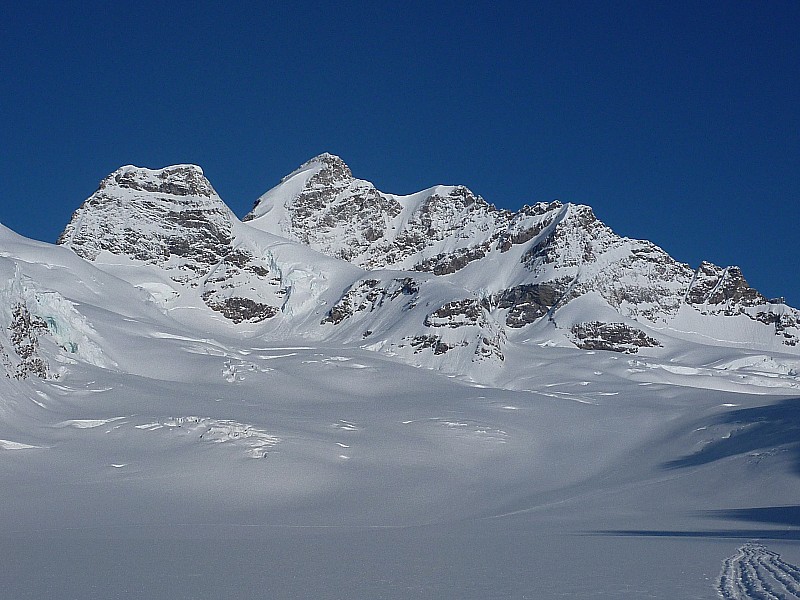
left=31, top=391, right=48, bottom=407
left=717, top=542, right=800, bottom=599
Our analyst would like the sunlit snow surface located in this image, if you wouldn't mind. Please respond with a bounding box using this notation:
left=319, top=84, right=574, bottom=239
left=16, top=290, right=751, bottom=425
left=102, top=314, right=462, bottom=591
left=1, top=226, right=800, bottom=598
left=2, top=335, right=800, bottom=598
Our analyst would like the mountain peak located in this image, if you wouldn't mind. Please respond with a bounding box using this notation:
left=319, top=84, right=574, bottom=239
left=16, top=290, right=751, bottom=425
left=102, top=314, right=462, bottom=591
left=99, top=164, right=215, bottom=198
left=303, top=152, right=349, bottom=170
left=244, top=153, right=361, bottom=223
left=58, top=165, right=234, bottom=272
left=17, top=156, right=800, bottom=387
left=272, top=153, right=352, bottom=185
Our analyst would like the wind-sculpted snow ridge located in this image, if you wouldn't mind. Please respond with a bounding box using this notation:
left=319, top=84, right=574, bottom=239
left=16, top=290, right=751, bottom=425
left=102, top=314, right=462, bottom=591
left=717, top=542, right=800, bottom=599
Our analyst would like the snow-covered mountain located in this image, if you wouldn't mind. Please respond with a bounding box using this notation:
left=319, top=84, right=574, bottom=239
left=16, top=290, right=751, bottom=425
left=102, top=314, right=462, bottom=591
left=244, top=153, right=799, bottom=354
left=3, top=156, right=800, bottom=599
left=51, top=153, right=800, bottom=386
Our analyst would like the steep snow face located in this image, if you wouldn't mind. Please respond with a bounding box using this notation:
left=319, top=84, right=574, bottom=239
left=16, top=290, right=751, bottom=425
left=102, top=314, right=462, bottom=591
left=247, top=155, right=800, bottom=352
left=58, top=165, right=235, bottom=283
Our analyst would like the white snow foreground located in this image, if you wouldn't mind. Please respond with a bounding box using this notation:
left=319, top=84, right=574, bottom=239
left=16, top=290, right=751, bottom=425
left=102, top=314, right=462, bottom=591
left=0, top=160, right=799, bottom=599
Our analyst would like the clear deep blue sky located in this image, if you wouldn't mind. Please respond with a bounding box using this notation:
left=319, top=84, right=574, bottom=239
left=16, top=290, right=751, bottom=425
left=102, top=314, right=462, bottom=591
left=2, top=1, right=798, bottom=305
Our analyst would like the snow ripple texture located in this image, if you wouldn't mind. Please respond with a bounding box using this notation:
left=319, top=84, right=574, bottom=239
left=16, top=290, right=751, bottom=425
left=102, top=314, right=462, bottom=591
left=717, top=543, right=800, bottom=599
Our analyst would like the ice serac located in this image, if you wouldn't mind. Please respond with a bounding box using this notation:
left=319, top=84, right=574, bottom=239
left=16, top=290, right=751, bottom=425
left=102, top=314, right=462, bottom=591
left=248, top=154, right=800, bottom=353
left=0, top=255, right=113, bottom=380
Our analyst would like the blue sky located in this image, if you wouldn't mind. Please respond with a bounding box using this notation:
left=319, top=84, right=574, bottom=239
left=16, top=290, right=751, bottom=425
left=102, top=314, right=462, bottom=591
left=2, top=1, right=798, bottom=305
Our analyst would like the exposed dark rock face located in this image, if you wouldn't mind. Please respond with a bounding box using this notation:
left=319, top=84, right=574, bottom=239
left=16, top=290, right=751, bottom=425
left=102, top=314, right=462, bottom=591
left=406, top=334, right=463, bottom=355
left=58, top=165, right=234, bottom=284
left=248, top=154, right=403, bottom=266
left=109, top=164, right=216, bottom=197
left=322, top=277, right=420, bottom=325
left=321, top=275, right=507, bottom=363
left=494, top=282, right=567, bottom=328
left=399, top=331, right=503, bottom=361
left=58, top=166, right=287, bottom=327
left=687, top=262, right=767, bottom=310
left=422, top=298, right=505, bottom=361
left=754, top=307, right=799, bottom=346
left=497, top=202, right=561, bottom=252
left=684, top=262, right=798, bottom=345
left=201, top=294, right=278, bottom=324
left=7, top=304, right=50, bottom=379
left=413, top=242, right=492, bottom=275
left=424, top=299, right=485, bottom=328
left=570, top=322, right=661, bottom=354
left=387, top=186, right=509, bottom=273
left=0, top=342, right=11, bottom=376
left=200, top=246, right=282, bottom=323
left=521, top=205, right=599, bottom=270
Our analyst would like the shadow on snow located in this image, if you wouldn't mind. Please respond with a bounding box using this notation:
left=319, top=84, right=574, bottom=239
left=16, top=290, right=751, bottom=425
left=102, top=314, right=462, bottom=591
left=589, top=529, right=800, bottom=540
left=663, top=397, right=800, bottom=475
